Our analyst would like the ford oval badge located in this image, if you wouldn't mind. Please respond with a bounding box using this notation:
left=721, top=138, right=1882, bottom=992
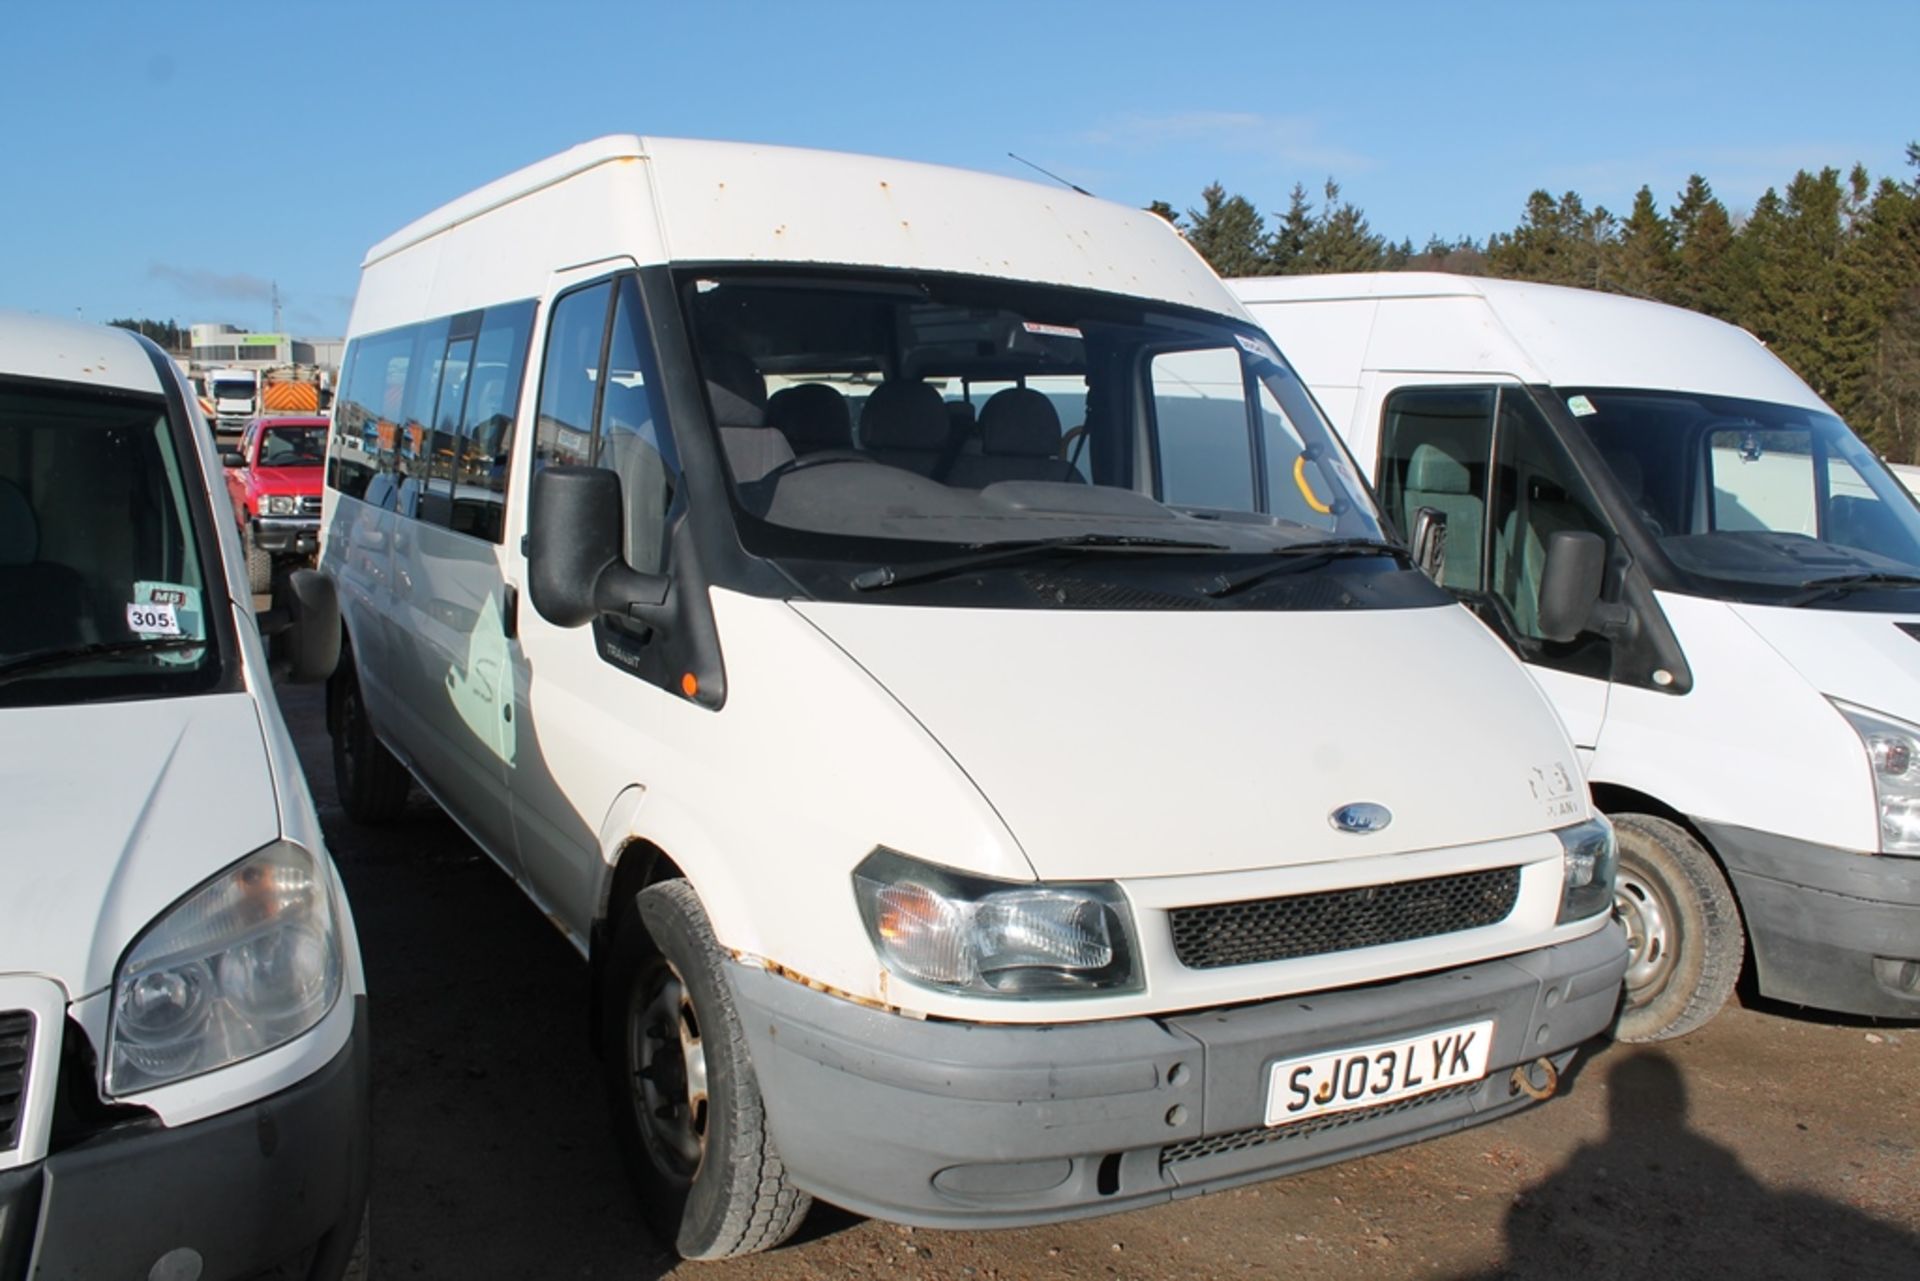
left=1330, top=802, right=1392, bottom=834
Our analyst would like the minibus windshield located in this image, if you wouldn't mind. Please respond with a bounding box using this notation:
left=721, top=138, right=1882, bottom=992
left=676, top=269, right=1389, bottom=585
left=0, top=383, right=226, bottom=706
left=1567, top=387, right=1920, bottom=605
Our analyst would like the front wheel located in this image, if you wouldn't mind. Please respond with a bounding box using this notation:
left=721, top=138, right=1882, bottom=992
left=603, top=880, right=811, bottom=1260
left=244, top=526, right=272, bottom=596
left=329, top=665, right=410, bottom=825
left=1611, top=813, right=1744, bottom=1042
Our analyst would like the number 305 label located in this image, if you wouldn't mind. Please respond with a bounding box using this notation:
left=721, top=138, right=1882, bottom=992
left=127, top=602, right=182, bottom=636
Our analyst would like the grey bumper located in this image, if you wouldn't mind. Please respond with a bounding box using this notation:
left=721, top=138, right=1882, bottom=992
left=252, top=516, right=320, bottom=556
left=730, top=923, right=1626, bottom=1229
left=0, top=997, right=369, bottom=1281
left=1704, top=820, right=1920, bottom=1018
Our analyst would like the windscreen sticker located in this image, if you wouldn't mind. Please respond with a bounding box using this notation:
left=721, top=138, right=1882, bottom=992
left=1235, top=332, right=1281, bottom=364
left=1566, top=394, right=1597, bottom=417
left=134, top=581, right=206, bottom=663
left=1022, top=322, right=1083, bottom=339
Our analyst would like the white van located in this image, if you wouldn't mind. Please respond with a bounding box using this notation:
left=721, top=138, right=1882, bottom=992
left=320, top=137, right=1627, bottom=1259
left=0, top=314, right=367, bottom=1277
left=1234, top=272, right=1920, bottom=1041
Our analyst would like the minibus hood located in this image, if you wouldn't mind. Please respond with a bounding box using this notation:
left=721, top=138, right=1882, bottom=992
left=1731, top=601, right=1920, bottom=721
left=792, top=601, right=1585, bottom=880
left=0, top=693, right=279, bottom=995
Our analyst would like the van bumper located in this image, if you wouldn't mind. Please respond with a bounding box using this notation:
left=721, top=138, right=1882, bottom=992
left=729, top=923, right=1626, bottom=1229
left=1705, top=820, right=1920, bottom=1018
left=0, top=996, right=369, bottom=1281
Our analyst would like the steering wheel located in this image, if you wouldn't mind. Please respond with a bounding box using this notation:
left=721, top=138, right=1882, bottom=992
left=759, top=448, right=876, bottom=484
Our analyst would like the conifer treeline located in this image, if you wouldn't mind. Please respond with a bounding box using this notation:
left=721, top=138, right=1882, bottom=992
left=1159, top=143, right=1920, bottom=462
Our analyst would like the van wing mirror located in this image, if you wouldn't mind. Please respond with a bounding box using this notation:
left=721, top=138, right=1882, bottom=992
left=256, top=568, right=341, bottom=683
left=1409, top=506, right=1448, bottom=583
left=526, top=465, right=671, bottom=629
left=1536, top=530, right=1607, bottom=643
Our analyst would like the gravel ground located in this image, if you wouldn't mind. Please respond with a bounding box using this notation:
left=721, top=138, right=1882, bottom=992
left=275, top=682, right=1920, bottom=1280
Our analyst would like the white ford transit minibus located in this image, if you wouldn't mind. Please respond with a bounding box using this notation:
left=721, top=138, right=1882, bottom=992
left=0, top=313, right=367, bottom=1278
left=321, top=138, right=1627, bottom=1259
left=1235, top=272, right=1920, bottom=1042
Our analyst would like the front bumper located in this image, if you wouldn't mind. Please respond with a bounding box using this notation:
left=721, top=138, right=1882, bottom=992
left=1704, top=820, right=1920, bottom=1018
left=251, top=515, right=320, bottom=557
left=0, top=996, right=369, bottom=1281
left=731, top=922, right=1626, bottom=1229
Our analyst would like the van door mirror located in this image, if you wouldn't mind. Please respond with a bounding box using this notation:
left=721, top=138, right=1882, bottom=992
left=527, top=465, right=671, bottom=629
left=1536, top=530, right=1606, bottom=643
left=258, top=568, right=341, bottom=683
left=1409, top=506, right=1448, bottom=583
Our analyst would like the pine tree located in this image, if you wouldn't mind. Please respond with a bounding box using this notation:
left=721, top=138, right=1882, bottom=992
left=1486, top=191, right=1616, bottom=288
left=1613, top=186, right=1676, bottom=301
left=1145, top=200, right=1180, bottom=226
left=1268, top=183, right=1314, bottom=274
left=1298, top=179, right=1388, bottom=273
left=1670, top=175, right=1736, bottom=317
left=1184, top=183, right=1272, bottom=277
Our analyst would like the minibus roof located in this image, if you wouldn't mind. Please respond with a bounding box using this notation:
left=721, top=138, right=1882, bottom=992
left=0, top=311, right=163, bottom=395
left=364, top=135, right=1240, bottom=316
left=1232, top=272, right=1827, bottom=412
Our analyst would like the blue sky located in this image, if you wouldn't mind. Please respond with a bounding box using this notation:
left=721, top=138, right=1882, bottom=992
left=5, top=0, right=1914, bottom=337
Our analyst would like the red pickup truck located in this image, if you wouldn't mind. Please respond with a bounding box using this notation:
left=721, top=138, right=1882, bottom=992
left=223, top=415, right=327, bottom=592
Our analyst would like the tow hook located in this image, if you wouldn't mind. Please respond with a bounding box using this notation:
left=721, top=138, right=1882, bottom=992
left=1510, top=1056, right=1559, bottom=1100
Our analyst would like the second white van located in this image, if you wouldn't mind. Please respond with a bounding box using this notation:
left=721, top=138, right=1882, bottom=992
left=1235, top=272, right=1920, bottom=1042
left=322, top=140, right=1628, bottom=1258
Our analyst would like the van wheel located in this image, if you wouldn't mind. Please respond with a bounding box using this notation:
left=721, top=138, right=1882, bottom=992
left=1611, top=814, right=1743, bottom=1042
left=245, top=527, right=272, bottom=596
left=603, top=880, right=811, bottom=1259
left=329, top=667, right=410, bottom=825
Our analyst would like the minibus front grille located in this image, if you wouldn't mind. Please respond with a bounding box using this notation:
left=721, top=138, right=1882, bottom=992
left=1160, top=1081, right=1480, bottom=1170
left=0, top=1010, right=30, bottom=1152
left=1168, top=867, right=1521, bottom=970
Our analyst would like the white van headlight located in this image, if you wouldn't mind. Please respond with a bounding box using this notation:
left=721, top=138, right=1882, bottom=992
left=1834, top=702, right=1920, bottom=854
left=1555, top=815, right=1617, bottom=923
left=107, top=841, right=344, bottom=1095
left=853, top=849, right=1141, bottom=997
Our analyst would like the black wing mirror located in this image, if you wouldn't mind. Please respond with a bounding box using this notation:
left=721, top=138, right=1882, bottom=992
left=526, top=466, right=672, bottom=630
left=1536, top=530, right=1607, bottom=643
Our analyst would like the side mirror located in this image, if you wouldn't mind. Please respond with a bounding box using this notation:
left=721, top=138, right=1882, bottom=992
left=221, top=450, right=246, bottom=468
left=526, top=466, right=671, bottom=629
left=1409, top=506, right=1448, bottom=583
left=259, top=569, right=341, bottom=682
left=1536, top=530, right=1606, bottom=643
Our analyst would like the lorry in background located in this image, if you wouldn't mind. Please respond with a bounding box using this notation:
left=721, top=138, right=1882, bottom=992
left=1233, top=271, right=1920, bottom=1042
left=205, top=367, right=260, bottom=439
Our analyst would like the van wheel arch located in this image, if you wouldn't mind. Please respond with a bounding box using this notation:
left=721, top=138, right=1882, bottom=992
left=589, top=840, right=687, bottom=1055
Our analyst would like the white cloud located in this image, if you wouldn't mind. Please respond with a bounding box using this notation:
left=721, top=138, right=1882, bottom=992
left=147, top=263, right=276, bottom=303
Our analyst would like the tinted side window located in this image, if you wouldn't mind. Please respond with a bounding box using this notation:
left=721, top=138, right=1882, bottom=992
left=535, top=282, right=612, bottom=469
left=600, top=276, right=679, bottom=573
left=456, top=300, right=535, bottom=543
left=329, top=328, right=413, bottom=503
left=1150, top=346, right=1254, bottom=510
left=1489, top=391, right=1610, bottom=641
left=1379, top=388, right=1495, bottom=591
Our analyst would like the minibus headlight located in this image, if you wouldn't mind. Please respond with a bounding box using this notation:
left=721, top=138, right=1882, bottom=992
left=1834, top=702, right=1920, bottom=855
left=1556, top=815, right=1617, bottom=923
left=853, top=849, right=1141, bottom=997
left=107, top=841, right=343, bottom=1095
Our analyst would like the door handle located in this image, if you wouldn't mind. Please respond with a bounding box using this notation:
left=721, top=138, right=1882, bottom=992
left=503, top=584, right=519, bottom=639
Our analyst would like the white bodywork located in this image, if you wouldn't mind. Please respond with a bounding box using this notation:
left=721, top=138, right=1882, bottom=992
left=1231, top=273, right=1915, bottom=857
left=0, top=313, right=364, bottom=1166
left=325, top=142, right=1606, bottom=1026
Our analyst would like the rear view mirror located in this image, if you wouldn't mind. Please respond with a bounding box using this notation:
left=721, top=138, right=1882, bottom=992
left=221, top=451, right=246, bottom=468
left=1536, top=530, right=1606, bottom=643
left=1410, top=506, right=1448, bottom=583
left=526, top=466, right=671, bottom=629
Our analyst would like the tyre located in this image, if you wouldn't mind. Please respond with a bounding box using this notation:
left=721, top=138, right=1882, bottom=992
left=329, top=665, right=410, bottom=825
left=1611, top=813, right=1743, bottom=1043
left=603, top=880, right=811, bottom=1259
left=245, top=526, right=273, bottom=596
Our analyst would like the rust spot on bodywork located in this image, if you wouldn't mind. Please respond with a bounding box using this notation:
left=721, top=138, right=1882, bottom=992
left=736, top=951, right=922, bottom=1019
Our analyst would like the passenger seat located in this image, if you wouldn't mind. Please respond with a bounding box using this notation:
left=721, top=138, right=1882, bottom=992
left=947, top=388, right=1082, bottom=487
left=858, top=381, right=948, bottom=476
left=0, top=478, right=97, bottom=655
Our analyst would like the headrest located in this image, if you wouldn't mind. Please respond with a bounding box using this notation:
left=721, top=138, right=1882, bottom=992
left=0, top=478, right=37, bottom=567
left=703, top=350, right=766, bottom=428
left=858, top=381, right=948, bottom=451
left=1602, top=448, right=1645, bottom=502
left=766, top=383, right=853, bottom=451
left=979, top=388, right=1063, bottom=458
left=1406, top=443, right=1471, bottom=496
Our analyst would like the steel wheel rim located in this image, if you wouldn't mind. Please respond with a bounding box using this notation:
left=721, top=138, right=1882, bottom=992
left=1615, top=869, right=1677, bottom=1000
left=629, top=960, right=708, bottom=1181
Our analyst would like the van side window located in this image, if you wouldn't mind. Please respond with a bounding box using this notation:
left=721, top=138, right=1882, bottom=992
left=1382, top=386, right=1609, bottom=647
left=395, top=318, right=451, bottom=518
left=329, top=328, right=414, bottom=506
left=419, top=320, right=477, bottom=528
left=535, top=282, right=613, bottom=469
left=1150, top=346, right=1255, bottom=510
left=458, top=301, right=535, bottom=543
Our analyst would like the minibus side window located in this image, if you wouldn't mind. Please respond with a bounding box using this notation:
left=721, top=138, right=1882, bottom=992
left=535, top=282, right=613, bottom=469
left=1149, top=346, right=1256, bottom=511
left=1378, top=389, right=1495, bottom=591
left=396, top=318, right=451, bottom=519
left=419, top=328, right=476, bottom=528
left=457, top=301, right=534, bottom=543
left=329, top=328, right=414, bottom=508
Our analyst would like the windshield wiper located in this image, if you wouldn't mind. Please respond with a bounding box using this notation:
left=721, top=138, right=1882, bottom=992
left=1202, top=538, right=1410, bottom=599
left=1783, top=572, right=1920, bottom=607
left=0, top=637, right=208, bottom=684
left=851, top=533, right=1228, bottom=592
